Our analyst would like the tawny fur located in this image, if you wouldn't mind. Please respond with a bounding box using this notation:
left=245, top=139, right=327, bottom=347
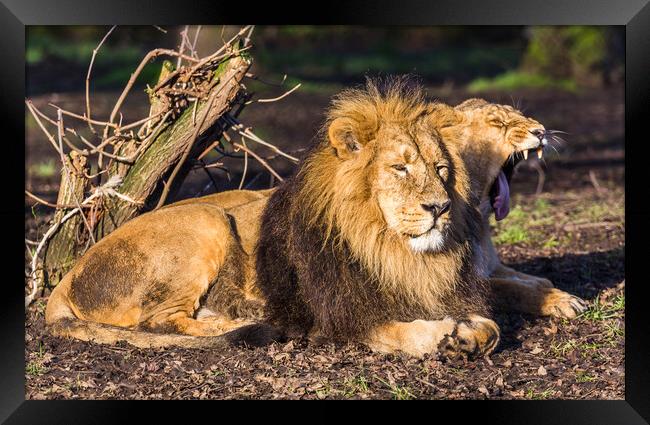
left=44, top=78, right=586, bottom=352
left=45, top=201, right=277, bottom=348
left=210, top=99, right=587, bottom=321
left=256, top=77, right=491, bottom=344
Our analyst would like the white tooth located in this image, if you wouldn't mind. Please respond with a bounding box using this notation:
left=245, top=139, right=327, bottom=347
left=537, top=148, right=543, bottom=159
left=523, top=150, right=528, bottom=160
left=542, top=137, right=548, bottom=145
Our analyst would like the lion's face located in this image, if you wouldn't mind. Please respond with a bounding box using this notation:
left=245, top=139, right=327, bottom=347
left=327, top=115, right=463, bottom=253
left=371, top=121, right=455, bottom=252
left=433, top=99, right=548, bottom=221
left=469, top=102, right=546, bottom=159
left=453, top=101, right=546, bottom=182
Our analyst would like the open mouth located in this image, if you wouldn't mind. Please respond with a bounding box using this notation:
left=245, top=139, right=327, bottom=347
left=489, top=147, right=543, bottom=221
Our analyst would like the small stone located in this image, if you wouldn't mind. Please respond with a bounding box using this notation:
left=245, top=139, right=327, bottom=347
left=538, top=365, right=547, bottom=376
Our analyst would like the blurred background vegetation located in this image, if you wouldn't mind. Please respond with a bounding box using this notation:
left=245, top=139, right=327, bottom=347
left=26, top=25, right=625, bottom=197
left=26, top=25, right=623, bottom=96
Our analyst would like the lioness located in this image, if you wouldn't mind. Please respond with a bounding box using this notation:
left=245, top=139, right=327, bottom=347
left=431, top=98, right=587, bottom=318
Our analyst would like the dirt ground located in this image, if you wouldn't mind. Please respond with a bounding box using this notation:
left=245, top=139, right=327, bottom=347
left=25, top=84, right=624, bottom=399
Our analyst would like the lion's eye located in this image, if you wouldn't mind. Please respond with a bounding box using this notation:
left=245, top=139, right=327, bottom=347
left=436, top=164, right=449, bottom=180
left=391, top=164, right=407, bottom=174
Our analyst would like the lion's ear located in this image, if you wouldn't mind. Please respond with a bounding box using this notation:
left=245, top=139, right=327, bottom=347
left=328, top=117, right=363, bottom=159
left=427, top=103, right=463, bottom=129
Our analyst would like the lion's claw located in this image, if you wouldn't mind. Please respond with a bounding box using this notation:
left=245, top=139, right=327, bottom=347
left=438, top=315, right=500, bottom=360
left=543, top=289, right=588, bottom=319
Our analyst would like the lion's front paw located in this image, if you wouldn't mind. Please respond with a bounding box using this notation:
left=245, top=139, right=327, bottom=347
left=438, top=315, right=500, bottom=360
left=540, top=288, right=588, bottom=319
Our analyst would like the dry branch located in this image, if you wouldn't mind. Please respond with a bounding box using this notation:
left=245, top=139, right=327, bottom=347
left=25, top=25, right=299, bottom=307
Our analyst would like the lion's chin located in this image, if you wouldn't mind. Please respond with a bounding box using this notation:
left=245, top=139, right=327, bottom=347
left=408, top=229, right=445, bottom=253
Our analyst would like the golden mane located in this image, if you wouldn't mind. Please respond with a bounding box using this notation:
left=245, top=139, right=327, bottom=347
left=290, top=78, right=479, bottom=309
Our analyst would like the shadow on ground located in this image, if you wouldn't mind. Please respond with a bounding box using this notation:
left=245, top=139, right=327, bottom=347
left=510, top=247, right=624, bottom=298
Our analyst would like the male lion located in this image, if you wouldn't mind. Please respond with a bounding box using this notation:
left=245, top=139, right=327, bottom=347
left=255, top=79, right=500, bottom=358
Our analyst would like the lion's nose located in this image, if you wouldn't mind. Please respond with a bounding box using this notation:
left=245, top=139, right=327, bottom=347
left=531, top=128, right=547, bottom=145
left=421, top=200, right=451, bottom=219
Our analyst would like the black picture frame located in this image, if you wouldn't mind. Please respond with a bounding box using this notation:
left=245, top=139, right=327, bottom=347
left=3, top=0, right=648, bottom=422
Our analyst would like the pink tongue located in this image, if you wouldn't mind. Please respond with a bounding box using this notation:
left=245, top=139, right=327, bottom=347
left=492, top=170, right=510, bottom=221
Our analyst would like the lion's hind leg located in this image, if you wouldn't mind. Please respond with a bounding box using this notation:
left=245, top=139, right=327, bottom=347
left=366, top=315, right=499, bottom=359
left=491, top=263, right=554, bottom=288
left=490, top=278, right=588, bottom=318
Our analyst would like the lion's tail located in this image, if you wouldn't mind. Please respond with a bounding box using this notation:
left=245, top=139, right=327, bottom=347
left=48, top=317, right=231, bottom=349
left=45, top=289, right=279, bottom=349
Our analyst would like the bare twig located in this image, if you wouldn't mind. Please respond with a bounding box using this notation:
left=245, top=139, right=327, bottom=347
left=49, top=103, right=119, bottom=128
left=120, top=110, right=166, bottom=132
left=245, top=73, right=288, bottom=87
left=176, top=25, right=190, bottom=69
left=254, top=83, right=301, bottom=103
left=25, top=190, right=87, bottom=209
left=29, top=102, right=140, bottom=163
left=233, top=141, right=283, bottom=182
left=151, top=26, right=251, bottom=95
left=197, top=139, right=222, bottom=161
left=26, top=207, right=81, bottom=308
left=175, top=26, right=251, bottom=84
left=86, top=25, right=116, bottom=134
left=190, top=26, right=202, bottom=58
left=243, top=25, right=255, bottom=47
left=224, top=114, right=299, bottom=163
left=237, top=137, right=248, bottom=189
left=589, top=170, right=604, bottom=195
left=25, top=101, right=64, bottom=156
left=195, top=158, right=220, bottom=193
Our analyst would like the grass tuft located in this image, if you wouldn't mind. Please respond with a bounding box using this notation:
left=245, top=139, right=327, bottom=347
left=342, top=375, right=370, bottom=397
left=374, top=376, right=415, bottom=400
left=579, top=294, right=625, bottom=322
left=26, top=360, right=45, bottom=376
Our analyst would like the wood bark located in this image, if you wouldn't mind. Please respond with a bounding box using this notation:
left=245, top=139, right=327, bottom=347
left=42, top=151, right=90, bottom=286
left=43, top=53, right=251, bottom=286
